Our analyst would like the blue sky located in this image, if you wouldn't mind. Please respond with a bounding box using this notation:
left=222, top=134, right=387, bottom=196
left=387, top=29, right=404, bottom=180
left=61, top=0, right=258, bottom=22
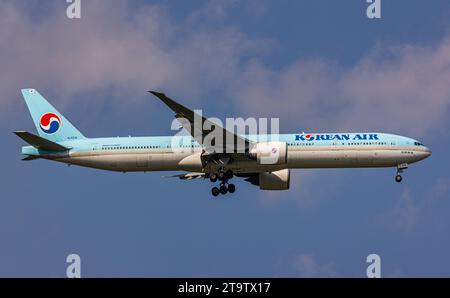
left=1, top=0, right=450, bottom=277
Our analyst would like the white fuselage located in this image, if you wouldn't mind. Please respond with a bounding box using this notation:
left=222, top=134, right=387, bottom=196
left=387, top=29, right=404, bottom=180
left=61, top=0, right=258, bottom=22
left=41, top=133, right=431, bottom=174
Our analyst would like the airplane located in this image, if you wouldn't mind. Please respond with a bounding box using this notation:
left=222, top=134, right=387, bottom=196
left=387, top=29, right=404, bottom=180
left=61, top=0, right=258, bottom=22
left=15, top=89, right=432, bottom=197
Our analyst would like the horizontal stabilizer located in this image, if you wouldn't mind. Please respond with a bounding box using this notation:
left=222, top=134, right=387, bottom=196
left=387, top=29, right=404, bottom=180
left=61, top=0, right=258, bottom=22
left=14, top=131, right=69, bottom=151
left=163, top=172, right=205, bottom=180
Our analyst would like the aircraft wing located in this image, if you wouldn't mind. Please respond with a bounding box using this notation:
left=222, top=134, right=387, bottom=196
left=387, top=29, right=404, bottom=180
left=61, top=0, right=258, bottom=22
left=148, top=91, right=253, bottom=154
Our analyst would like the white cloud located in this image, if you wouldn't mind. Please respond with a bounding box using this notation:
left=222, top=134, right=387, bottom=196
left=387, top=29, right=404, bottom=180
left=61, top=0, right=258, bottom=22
left=374, top=176, right=450, bottom=232
left=378, top=187, right=419, bottom=232
left=188, top=0, right=239, bottom=24
left=2, top=0, right=450, bottom=139
left=291, top=253, right=336, bottom=277
left=0, top=0, right=265, bottom=109
left=433, top=177, right=450, bottom=198
left=229, top=41, right=450, bottom=137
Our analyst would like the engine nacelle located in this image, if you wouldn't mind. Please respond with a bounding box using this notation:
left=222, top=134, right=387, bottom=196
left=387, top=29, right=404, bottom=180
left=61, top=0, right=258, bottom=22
left=259, top=169, right=290, bottom=190
left=178, top=152, right=204, bottom=171
left=250, top=141, right=287, bottom=165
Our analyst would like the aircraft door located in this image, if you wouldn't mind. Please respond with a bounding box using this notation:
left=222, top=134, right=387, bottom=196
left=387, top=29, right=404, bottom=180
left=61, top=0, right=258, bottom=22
left=91, top=143, right=101, bottom=155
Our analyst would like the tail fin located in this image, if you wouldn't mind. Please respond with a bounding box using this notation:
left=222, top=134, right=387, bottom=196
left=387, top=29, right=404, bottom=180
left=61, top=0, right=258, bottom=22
left=21, top=89, right=86, bottom=142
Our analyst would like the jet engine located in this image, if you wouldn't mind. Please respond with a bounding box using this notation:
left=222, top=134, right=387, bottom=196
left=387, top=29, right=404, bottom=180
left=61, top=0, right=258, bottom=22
left=250, top=141, right=287, bottom=165
left=178, top=152, right=204, bottom=171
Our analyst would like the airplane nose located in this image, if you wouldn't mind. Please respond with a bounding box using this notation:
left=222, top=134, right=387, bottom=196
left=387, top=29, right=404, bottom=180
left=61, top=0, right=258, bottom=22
left=415, top=146, right=431, bottom=161
left=421, top=147, right=432, bottom=158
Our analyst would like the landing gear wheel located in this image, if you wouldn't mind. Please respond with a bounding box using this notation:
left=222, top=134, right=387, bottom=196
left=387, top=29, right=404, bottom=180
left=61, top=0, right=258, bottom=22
left=210, top=174, right=218, bottom=183
left=395, top=174, right=402, bottom=183
left=227, top=184, right=236, bottom=193
left=225, top=170, right=234, bottom=179
left=220, top=185, right=228, bottom=195
left=211, top=187, right=220, bottom=197
left=218, top=171, right=225, bottom=180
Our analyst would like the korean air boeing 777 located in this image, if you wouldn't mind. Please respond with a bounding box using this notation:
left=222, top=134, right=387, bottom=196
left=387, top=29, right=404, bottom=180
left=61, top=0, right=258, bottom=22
left=15, top=89, right=431, bottom=196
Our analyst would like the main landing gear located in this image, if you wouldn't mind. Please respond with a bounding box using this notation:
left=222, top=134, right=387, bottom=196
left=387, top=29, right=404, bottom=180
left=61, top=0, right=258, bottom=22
left=210, top=169, right=235, bottom=197
left=395, top=163, right=408, bottom=183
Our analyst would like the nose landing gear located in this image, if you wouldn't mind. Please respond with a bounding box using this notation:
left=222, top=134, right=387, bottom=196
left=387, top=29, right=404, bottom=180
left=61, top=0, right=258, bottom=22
left=395, top=163, right=408, bottom=183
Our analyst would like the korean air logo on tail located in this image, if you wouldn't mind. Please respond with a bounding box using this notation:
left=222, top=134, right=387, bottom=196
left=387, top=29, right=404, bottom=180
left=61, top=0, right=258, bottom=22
left=39, top=112, right=61, bottom=134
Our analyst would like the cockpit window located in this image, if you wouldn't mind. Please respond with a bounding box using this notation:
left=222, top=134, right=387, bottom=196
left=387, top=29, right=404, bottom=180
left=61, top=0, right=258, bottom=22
left=414, top=142, right=424, bottom=146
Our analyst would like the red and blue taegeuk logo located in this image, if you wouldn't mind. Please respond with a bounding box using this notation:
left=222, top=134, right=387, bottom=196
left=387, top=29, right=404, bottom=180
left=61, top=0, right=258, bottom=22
left=304, top=134, right=314, bottom=141
left=39, top=113, right=61, bottom=134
